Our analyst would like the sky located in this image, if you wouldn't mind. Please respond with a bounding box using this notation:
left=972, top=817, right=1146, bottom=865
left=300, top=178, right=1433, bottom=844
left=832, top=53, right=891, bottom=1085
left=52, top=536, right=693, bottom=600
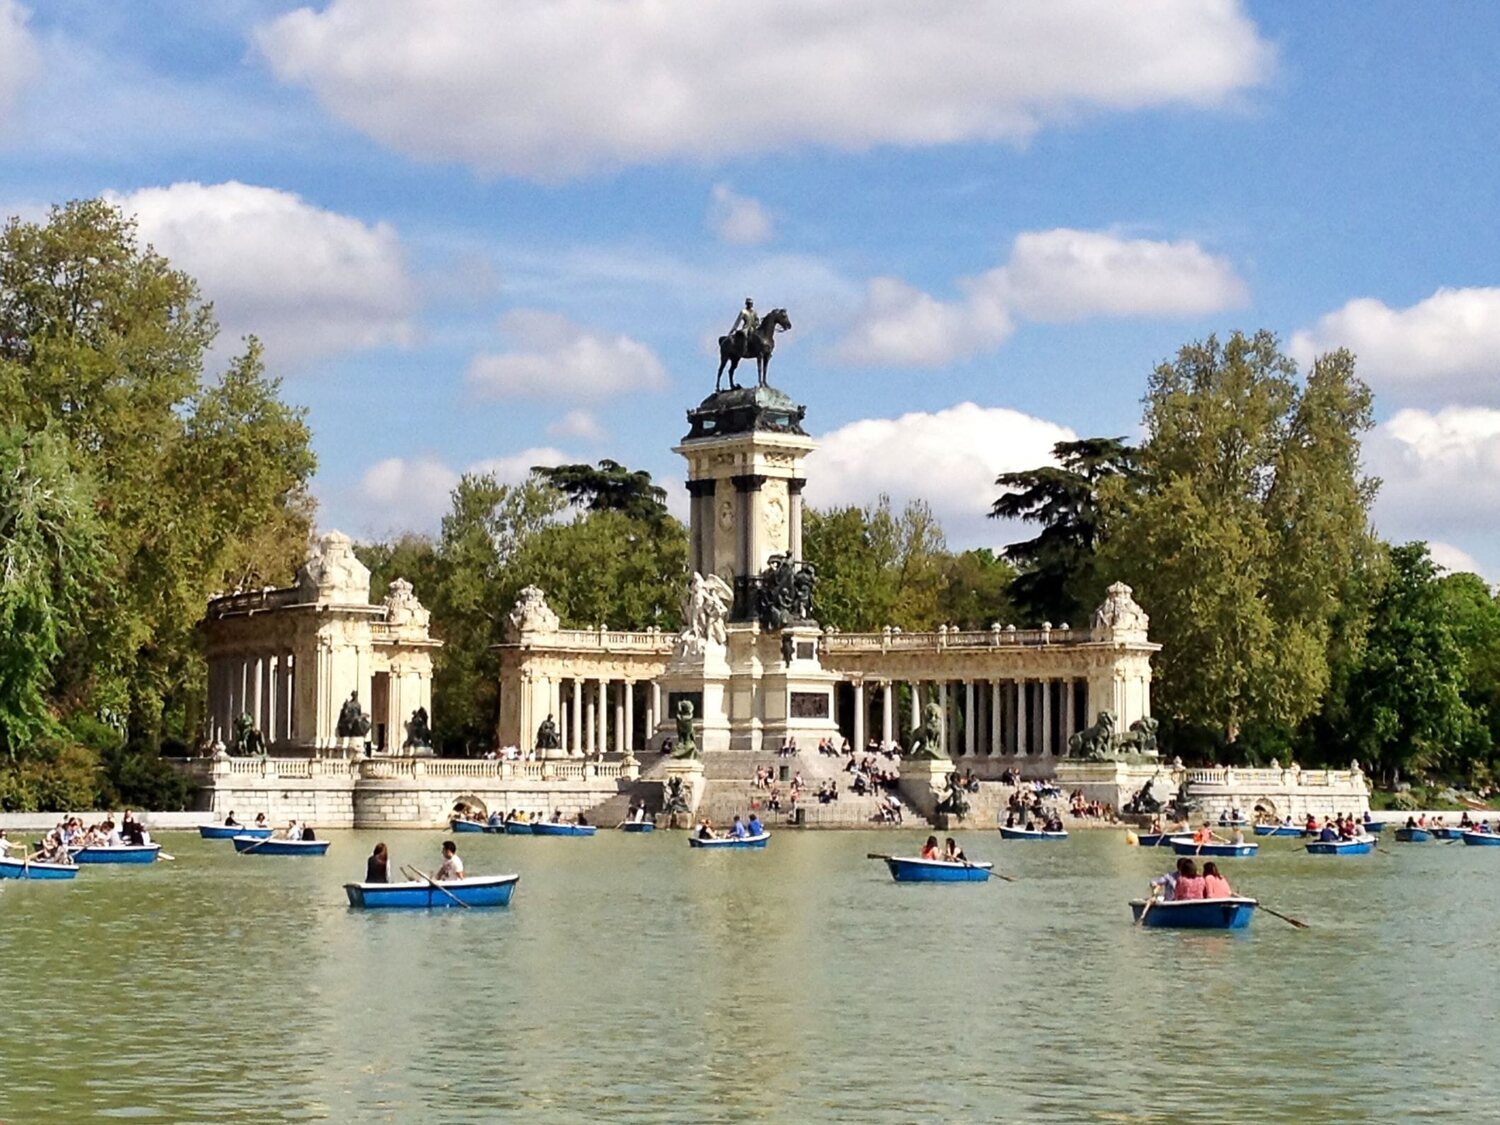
left=2, top=1, right=1499, bottom=580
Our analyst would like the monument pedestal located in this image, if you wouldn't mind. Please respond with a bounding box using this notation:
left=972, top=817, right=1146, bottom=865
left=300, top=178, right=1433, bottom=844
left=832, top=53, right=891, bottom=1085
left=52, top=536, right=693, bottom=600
left=654, top=639, right=732, bottom=754
left=745, top=624, right=839, bottom=752
left=662, top=758, right=706, bottom=826
left=897, top=757, right=957, bottom=821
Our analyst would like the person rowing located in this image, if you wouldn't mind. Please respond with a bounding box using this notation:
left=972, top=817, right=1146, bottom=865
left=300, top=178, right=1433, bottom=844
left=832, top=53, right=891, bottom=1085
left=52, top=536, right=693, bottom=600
left=729, top=816, right=749, bottom=839
left=366, top=842, right=390, bottom=883
left=747, top=813, right=764, bottom=837
left=434, top=840, right=464, bottom=882
left=223, top=810, right=241, bottom=827
left=943, top=837, right=967, bottom=863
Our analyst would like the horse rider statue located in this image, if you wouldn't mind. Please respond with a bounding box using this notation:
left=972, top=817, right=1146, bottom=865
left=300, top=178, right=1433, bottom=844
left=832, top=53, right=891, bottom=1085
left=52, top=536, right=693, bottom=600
left=730, top=297, right=759, bottom=354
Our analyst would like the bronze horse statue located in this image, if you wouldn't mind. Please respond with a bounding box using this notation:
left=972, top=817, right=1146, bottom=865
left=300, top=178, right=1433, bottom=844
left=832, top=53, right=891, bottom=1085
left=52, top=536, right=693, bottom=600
left=717, top=307, right=791, bottom=391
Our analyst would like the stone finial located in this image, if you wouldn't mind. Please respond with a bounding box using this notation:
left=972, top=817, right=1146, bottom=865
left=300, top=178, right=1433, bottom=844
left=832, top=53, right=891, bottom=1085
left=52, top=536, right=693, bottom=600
left=1092, top=581, right=1150, bottom=638
left=507, top=585, right=560, bottom=636
left=383, top=577, right=431, bottom=629
left=297, top=530, right=372, bottom=604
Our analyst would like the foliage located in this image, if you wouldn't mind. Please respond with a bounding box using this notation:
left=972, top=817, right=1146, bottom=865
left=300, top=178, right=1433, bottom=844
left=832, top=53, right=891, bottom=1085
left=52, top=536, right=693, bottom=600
left=802, top=496, right=948, bottom=631
left=991, top=437, right=1136, bottom=626
left=935, top=549, right=1018, bottom=629
left=534, top=459, right=670, bottom=523
left=0, top=199, right=316, bottom=807
left=1098, top=332, right=1376, bottom=748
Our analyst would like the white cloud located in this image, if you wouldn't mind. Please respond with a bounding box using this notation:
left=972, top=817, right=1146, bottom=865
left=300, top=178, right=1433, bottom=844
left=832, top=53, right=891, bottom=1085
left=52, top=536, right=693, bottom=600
left=805, top=402, right=1075, bottom=548
left=547, top=409, right=606, bottom=442
left=466, top=310, right=669, bottom=400
left=107, top=181, right=416, bottom=368
left=836, top=229, right=1244, bottom=367
left=1365, top=406, right=1500, bottom=576
left=708, top=184, right=773, bottom=246
left=997, top=228, right=1248, bottom=321
left=256, top=0, right=1272, bottom=179
left=356, top=447, right=569, bottom=533
left=1428, top=542, right=1485, bottom=579
left=0, top=0, right=37, bottom=126
left=1291, top=288, right=1500, bottom=404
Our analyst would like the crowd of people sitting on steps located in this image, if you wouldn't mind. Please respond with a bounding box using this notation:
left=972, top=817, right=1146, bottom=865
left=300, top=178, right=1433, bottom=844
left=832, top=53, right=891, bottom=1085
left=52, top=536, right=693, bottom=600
left=1005, top=789, right=1065, bottom=832
left=1068, top=790, right=1118, bottom=822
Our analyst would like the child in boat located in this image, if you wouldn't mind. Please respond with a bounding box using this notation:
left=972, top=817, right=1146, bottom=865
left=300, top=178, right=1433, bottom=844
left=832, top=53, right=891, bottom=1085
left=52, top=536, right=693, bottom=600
left=1202, top=862, right=1232, bottom=898
left=920, top=836, right=940, bottom=860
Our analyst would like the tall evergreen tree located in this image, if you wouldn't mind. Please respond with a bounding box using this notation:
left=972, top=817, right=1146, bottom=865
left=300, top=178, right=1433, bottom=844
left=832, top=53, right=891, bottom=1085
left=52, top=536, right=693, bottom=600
left=990, top=437, right=1136, bottom=625
left=534, top=459, right=669, bottom=523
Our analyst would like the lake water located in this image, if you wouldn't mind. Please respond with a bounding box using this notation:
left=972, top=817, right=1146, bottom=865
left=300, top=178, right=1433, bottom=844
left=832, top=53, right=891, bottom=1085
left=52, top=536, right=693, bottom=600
left=1, top=828, right=1496, bottom=1123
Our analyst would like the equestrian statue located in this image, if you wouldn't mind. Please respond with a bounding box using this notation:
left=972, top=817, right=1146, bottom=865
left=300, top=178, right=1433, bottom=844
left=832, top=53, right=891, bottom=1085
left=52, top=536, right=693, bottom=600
left=717, top=297, right=792, bottom=391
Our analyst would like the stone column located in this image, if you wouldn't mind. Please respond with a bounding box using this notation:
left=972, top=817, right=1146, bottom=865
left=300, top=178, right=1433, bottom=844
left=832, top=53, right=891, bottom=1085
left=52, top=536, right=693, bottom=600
left=1017, top=680, right=1029, bottom=757
left=624, top=680, right=636, bottom=753
left=990, top=681, right=1003, bottom=756
left=250, top=657, right=265, bottom=739
left=597, top=678, right=609, bottom=757
left=687, top=479, right=715, bottom=575
left=618, top=682, right=629, bottom=753
left=964, top=681, right=976, bottom=757
left=881, top=682, right=894, bottom=747
left=1062, top=679, right=1076, bottom=754
left=909, top=681, right=921, bottom=730
left=937, top=681, right=949, bottom=755
left=788, top=477, right=806, bottom=561
left=278, top=654, right=293, bottom=745
left=852, top=680, right=866, bottom=751
left=583, top=691, right=595, bottom=755
left=571, top=679, right=583, bottom=756
left=1041, top=678, right=1053, bottom=756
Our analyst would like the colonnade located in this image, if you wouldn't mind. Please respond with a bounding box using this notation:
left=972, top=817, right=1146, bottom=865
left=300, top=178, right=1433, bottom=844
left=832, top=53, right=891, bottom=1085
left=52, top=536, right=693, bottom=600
left=209, top=653, right=296, bottom=748
left=523, top=675, right=663, bottom=756
left=840, top=677, right=1088, bottom=758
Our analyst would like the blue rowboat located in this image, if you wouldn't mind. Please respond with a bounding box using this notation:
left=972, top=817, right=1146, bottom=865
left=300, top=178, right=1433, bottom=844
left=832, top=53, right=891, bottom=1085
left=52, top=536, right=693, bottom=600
left=0, top=856, right=78, bottom=880
left=1136, top=833, right=1177, bottom=847
left=1129, top=896, right=1257, bottom=930
left=1304, top=836, right=1375, bottom=855
left=689, top=832, right=770, bottom=849
left=1431, top=827, right=1465, bottom=840
left=344, top=873, right=519, bottom=909
left=1253, top=824, right=1305, bottom=837
left=884, top=856, right=992, bottom=883
left=503, top=820, right=535, bottom=835
left=998, top=826, right=1068, bottom=841
left=1363, top=822, right=1385, bottom=834
left=1169, top=837, right=1258, bottom=858
left=530, top=822, right=597, bottom=837
left=232, top=835, right=330, bottom=856
left=620, top=821, right=655, bottom=833
left=69, top=844, right=160, bottom=864
left=1395, top=827, right=1431, bottom=843
left=449, top=819, right=489, bottom=834
left=1461, top=831, right=1500, bottom=847
left=199, top=824, right=272, bottom=840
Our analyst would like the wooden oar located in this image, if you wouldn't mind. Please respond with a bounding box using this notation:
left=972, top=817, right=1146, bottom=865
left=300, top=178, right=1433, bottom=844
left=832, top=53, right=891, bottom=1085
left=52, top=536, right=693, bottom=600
left=157, top=852, right=176, bottom=861
left=1253, top=901, right=1310, bottom=929
left=237, top=835, right=275, bottom=854
left=402, top=864, right=471, bottom=909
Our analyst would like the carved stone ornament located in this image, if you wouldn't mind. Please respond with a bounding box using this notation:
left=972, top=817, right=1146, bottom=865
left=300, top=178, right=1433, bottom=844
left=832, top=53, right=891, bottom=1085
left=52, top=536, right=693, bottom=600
left=764, top=495, right=786, bottom=534
left=677, top=572, right=732, bottom=656
left=383, top=577, right=431, bottom=629
left=297, top=530, right=371, bottom=604
left=1092, top=581, right=1150, bottom=636
left=508, top=585, right=560, bottom=636
left=718, top=498, right=735, bottom=530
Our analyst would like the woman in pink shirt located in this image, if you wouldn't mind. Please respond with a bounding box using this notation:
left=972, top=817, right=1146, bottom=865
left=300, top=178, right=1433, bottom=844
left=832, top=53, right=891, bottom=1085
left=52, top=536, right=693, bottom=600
left=1173, top=858, right=1207, bottom=900
left=1201, top=861, right=1232, bottom=898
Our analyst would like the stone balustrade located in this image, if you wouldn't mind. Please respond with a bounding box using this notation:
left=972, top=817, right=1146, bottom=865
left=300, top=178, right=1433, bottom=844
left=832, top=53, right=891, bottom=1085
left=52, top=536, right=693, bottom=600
left=823, top=625, right=1086, bottom=652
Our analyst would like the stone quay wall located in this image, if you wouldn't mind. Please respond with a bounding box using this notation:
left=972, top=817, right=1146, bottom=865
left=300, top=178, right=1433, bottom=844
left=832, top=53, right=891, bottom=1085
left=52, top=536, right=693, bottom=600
left=175, top=756, right=631, bottom=829
left=1054, top=760, right=1371, bottom=821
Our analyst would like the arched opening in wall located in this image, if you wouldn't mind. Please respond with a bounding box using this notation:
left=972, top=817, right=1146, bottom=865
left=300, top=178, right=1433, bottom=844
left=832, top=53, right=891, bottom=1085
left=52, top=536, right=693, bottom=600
left=1253, top=799, right=1277, bottom=821
left=452, top=794, right=488, bottom=819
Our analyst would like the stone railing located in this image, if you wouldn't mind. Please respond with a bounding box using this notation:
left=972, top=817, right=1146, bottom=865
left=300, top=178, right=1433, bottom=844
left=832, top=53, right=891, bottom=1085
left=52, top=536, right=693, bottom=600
left=824, top=624, right=1091, bottom=653
left=1186, top=766, right=1365, bottom=789
left=205, top=586, right=306, bottom=618
left=513, top=626, right=675, bottom=653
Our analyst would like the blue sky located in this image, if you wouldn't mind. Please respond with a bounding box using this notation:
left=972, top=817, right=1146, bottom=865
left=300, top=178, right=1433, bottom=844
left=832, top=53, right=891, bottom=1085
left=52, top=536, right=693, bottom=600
left=3, top=1, right=1499, bottom=578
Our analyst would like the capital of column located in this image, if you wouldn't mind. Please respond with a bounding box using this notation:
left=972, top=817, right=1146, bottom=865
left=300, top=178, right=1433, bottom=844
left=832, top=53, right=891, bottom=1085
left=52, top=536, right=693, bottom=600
left=787, top=477, right=807, bottom=495
left=686, top=479, right=716, bottom=497
left=731, top=473, right=768, bottom=493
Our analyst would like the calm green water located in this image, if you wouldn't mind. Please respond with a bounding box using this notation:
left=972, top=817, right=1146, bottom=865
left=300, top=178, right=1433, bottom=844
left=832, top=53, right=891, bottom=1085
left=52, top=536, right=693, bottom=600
left=1, top=828, right=1496, bottom=1123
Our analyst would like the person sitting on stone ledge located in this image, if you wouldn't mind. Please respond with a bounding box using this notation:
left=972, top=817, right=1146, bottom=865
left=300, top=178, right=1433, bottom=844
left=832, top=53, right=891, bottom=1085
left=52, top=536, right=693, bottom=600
left=767, top=786, right=782, bottom=813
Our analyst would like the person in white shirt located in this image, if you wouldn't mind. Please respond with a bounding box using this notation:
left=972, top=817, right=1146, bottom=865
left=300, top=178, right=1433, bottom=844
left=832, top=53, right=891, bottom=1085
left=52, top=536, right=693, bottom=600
left=434, top=840, right=464, bottom=881
left=283, top=819, right=301, bottom=841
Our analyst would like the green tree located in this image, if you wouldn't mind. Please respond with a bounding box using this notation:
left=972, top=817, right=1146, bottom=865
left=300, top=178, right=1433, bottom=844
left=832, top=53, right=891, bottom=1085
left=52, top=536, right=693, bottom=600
left=803, top=496, right=948, bottom=630
left=534, top=459, right=669, bottom=523
left=0, top=425, right=106, bottom=760
left=936, top=549, right=1018, bottom=629
left=991, top=437, right=1136, bottom=625
left=1099, top=332, right=1376, bottom=752
left=1338, top=544, right=1478, bottom=783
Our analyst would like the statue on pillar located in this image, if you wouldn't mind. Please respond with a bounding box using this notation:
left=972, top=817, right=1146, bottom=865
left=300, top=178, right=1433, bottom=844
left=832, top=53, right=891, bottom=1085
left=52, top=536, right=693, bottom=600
left=535, top=714, right=561, bottom=753
left=672, top=700, right=699, bottom=759
left=404, top=706, right=433, bottom=750
left=233, top=712, right=265, bottom=756
left=678, top=572, right=733, bottom=655
left=336, top=692, right=372, bottom=739
left=906, top=700, right=948, bottom=761
left=716, top=300, right=793, bottom=391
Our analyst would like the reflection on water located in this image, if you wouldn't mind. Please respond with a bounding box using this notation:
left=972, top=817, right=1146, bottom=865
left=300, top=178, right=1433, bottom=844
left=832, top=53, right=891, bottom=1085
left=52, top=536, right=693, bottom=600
left=1, top=829, right=1495, bottom=1121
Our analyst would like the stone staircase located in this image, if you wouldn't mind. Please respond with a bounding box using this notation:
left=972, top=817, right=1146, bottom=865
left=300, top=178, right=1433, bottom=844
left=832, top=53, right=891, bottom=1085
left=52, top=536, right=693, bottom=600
left=696, top=747, right=913, bottom=829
